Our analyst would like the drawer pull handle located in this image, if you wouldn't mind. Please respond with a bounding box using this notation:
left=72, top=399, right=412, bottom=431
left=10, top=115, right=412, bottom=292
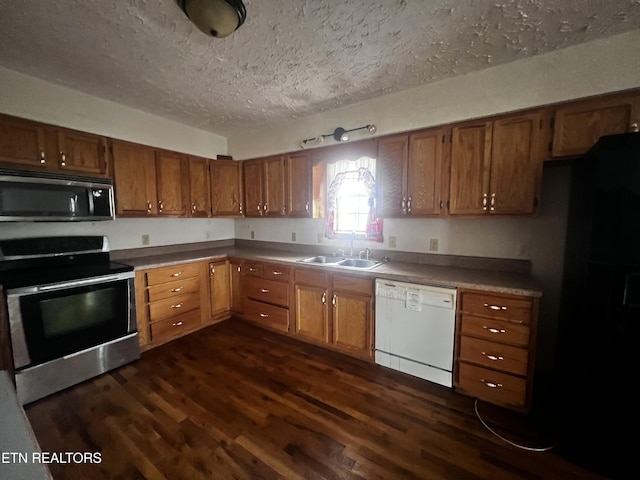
left=484, top=303, right=507, bottom=311
left=321, top=292, right=326, bottom=304
left=481, top=379, right=502, bottom=389
left=172, top=321, right=184, bottom=327
left=483, top=326, right=506, bottom=334
left=482, top=352, right=504, bottom=361
left=259, top=313, right=269, bottom=318
left=172, top=303, right=184, bottom=309
left=171, top=287, right=183, bottom=293
left=260, top=288, right=270, bottom=293
left=171, top=272, right=182, bottom=277
left=272, top=271, right=283, bottom=275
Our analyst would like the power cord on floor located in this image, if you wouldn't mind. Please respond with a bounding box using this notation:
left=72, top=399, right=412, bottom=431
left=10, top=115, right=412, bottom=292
left=474, top=399, right=555, bottom=452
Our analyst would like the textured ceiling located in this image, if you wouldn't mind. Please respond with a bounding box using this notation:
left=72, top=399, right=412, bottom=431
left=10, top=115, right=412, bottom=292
left=0, top=0, right=639, bottom=136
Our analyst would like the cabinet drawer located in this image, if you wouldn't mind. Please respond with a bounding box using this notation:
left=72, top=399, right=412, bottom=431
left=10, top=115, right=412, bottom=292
left=244, top=263, right=264, bottom=277
left=459, top=336, right=528, bottom=376
left=244, top=277, right=290, bottom=307
left=460, top=314, right=530, bottom=347
left=332, top=275, right=373, bottom=296
left=150, top=309, right=201, bottom=342
left=148, top=292, right=200, bottom=322
left=145, top=262, right=200, bottom=286
left=147, top=276, right=200, bottom=303
left=294, top=268, right=329, bottom=287
left=263, top=264, right=291, bottom=282
left=458, top=363, right=526, bottom=407
left=460, top=292, right=532, bottom=324
left=243, top=298, right=289, bottom=333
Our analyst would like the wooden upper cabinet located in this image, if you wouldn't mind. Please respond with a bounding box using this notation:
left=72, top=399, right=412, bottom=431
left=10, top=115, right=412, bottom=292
left=377, top=128, right=446, bottom=217
left=377, top=134, right=408, bottom=217
left=551, top=93, right=640, bottom=158
left=450, top=112, right=543, bottom=215
left=449, top=121, right=492, bottom=215
left=286, top=152, right=312, bottom=217
left=243, top=159, right=263, bottom=217
left=407, top=128, right=446, bottom=216
left=186, top=155, right=211, bottom=217
left=55, top=129, right=108, bottom=175
left=490, top=113, right=543, bottom=214
left=112, top=140, right=158, bottom=216
left=263, top=155, right=286, bottom=217
left=155, top=150, right=187, bottom=216
left=242, top=155, right=286, bottom=217
left=0, top=114, right=47, bottom=168
left=210, top=159, right=243, bottom=217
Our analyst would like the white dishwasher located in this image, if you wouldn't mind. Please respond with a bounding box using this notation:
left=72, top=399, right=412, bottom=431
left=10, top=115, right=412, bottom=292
left=375, top=279, right=457, bottom=387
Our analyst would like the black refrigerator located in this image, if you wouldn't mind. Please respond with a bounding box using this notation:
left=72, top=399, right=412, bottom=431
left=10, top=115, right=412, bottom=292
left=555, top=132, right=640, bottom=479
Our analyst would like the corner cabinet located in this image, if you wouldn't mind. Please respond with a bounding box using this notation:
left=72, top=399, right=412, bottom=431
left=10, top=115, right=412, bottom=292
left=454, top=289, right=539, bottom=412
left=293, top=268, right=374, bottom=361
left=449, top=111, right=544, bottom=215
left=210, top=159, right=244, bottom=216
left=377, top=128, right=447, bottom=217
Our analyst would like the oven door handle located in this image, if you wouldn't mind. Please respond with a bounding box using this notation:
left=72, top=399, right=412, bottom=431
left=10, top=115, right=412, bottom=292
left=8, top=272, right=134, bottom=295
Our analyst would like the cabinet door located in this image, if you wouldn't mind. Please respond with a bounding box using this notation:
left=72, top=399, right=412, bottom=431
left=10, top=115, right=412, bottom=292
left=263, top=155, right=286, bottom=216
left=230, top=260, right=244, bottom=314
left=156, top=150, right=187, bottom=216
left=209, top=260, right=230, bottom=318
left=449, top=121, right=492, bottom=215
left=331, top=291, right=372, bottom=359
left=187, top=155, right=211, bottom=217
left=112, top=140, right=158, bottom=216
left=552, top=94, right=640, bottom=158
left=287, top=152, right=312, bottom=217
left=489, top=112, right=543, bottom=214
left=0, top=114, right=47, bottom=168
left=211, top=160, right=243, bottom=216
left=377, top=134, right=408, bottom=217
left=56, top=129, right=108, bottom=175
left=243, top=159, right=263, bottom=217
left=294, top=284, right=329, bottom=343
left=407, top=128, right=445, bottom=216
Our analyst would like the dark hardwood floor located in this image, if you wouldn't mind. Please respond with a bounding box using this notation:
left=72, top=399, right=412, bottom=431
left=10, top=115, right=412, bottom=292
left=26, top=320, right=606, bottom=480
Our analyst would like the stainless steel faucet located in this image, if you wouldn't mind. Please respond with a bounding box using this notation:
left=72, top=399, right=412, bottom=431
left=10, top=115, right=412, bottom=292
left=359, top=248, right=371, bottom=260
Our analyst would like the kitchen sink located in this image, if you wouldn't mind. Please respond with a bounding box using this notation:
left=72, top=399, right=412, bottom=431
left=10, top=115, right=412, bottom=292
left=297, top=256, right=384, bottom=270
left=298, top=255, right=346, bottom=264
left=336, top=258, right=383, bottom=269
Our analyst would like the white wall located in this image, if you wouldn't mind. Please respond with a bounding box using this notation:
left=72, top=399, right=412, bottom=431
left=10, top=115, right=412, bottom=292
left=0, top=66, right=234, bottom=250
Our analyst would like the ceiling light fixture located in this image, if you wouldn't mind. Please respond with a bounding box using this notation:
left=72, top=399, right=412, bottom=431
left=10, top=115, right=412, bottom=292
left=177, top=0, right=246, bottom=38
left=299, top=124, right=377, bottom=149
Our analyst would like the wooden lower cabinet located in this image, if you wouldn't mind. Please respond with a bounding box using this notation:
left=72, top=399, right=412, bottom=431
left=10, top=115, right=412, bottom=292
left=209, top=259, right=231, bottom=321
left=135, top=260, right=209, bottom=350
left=229, top=259, right=244, bottom=314
left=454, top=289, right=539, bottom=412
left=293, top=268, right=374, bottom=361
left=241, top=261, right=291, bottom=333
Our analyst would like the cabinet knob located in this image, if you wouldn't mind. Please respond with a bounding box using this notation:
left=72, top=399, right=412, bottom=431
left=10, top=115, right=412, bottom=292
left=171, top=271, right=182, bottom=277
left=631, top=123, right=639, bottom=133
left=263, top=203, right=268, bottom=212
left=483, top=303, right=506, bottom=311
left=490, top=193, right=496, bottom=212
left=401, top=197, right=406, bottom=213
left=239, top=203, right=244, bottom=214
left=59, top=151, right=66, bottom=167
left=482, top=352, right=504, bottom=362
left=321, top=292, right=326, bottom=304
left=305, top=202, right=310, bottom=213
left=171, top=302, right=184, bottom=309
left=407, top=196, right=412, bottom=213
left=210, top=266, right=215, bottom=275
left=482, top=193, right=488, bottom=211
left=172, top=321, right=184, bottom=327
left=158, top=201, right=164, bottom=213
left=332, top=294, right=337, bottom=306
left=482, top=326, right=506, bottom=334
left=147, top=202, right=152, bottom=213
left=39, top=151, right=46, bottom=164
left=171, top=287, right=183, bottom=293
left=259, top=313, right=269, bottom=318
left=192, top=203, right=197, bottom=212
left=480, top=379, right=502, bottom=389
left=260, top=288, right=270, bottom=293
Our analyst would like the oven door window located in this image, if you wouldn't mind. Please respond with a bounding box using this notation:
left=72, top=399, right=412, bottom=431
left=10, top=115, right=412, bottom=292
left=19, top=280, right=131, bottom=366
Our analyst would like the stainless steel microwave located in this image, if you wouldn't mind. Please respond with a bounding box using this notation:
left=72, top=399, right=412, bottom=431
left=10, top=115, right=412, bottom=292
left=0, top=168, right=115, bottom=221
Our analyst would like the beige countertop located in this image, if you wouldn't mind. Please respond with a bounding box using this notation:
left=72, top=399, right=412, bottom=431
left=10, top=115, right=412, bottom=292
left=117, top=245, right=542, bottom=297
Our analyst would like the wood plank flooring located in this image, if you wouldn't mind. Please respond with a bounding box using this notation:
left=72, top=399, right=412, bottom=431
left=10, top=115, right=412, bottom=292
left=25, top=320, right=606, bottom=480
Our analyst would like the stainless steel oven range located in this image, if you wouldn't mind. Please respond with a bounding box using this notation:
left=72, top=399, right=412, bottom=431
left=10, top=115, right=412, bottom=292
left=0, top=236, right=140, bottom=405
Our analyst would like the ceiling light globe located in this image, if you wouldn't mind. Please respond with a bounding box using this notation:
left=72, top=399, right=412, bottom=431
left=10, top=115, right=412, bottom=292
left=183, top=0, right=242, bottom=38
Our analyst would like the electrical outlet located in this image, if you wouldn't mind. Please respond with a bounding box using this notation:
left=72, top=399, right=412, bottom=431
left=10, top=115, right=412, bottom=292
left=389, top=235, right=397, bottom=248
left=141, top=234, right=150, bottom=246
left=250, top=230, right=255, bottom=239
left=291, top=232, right=297, bottom=242
left=429, top=238, right=439, bottom=252
left=317, top=233, right=323, bottom=244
